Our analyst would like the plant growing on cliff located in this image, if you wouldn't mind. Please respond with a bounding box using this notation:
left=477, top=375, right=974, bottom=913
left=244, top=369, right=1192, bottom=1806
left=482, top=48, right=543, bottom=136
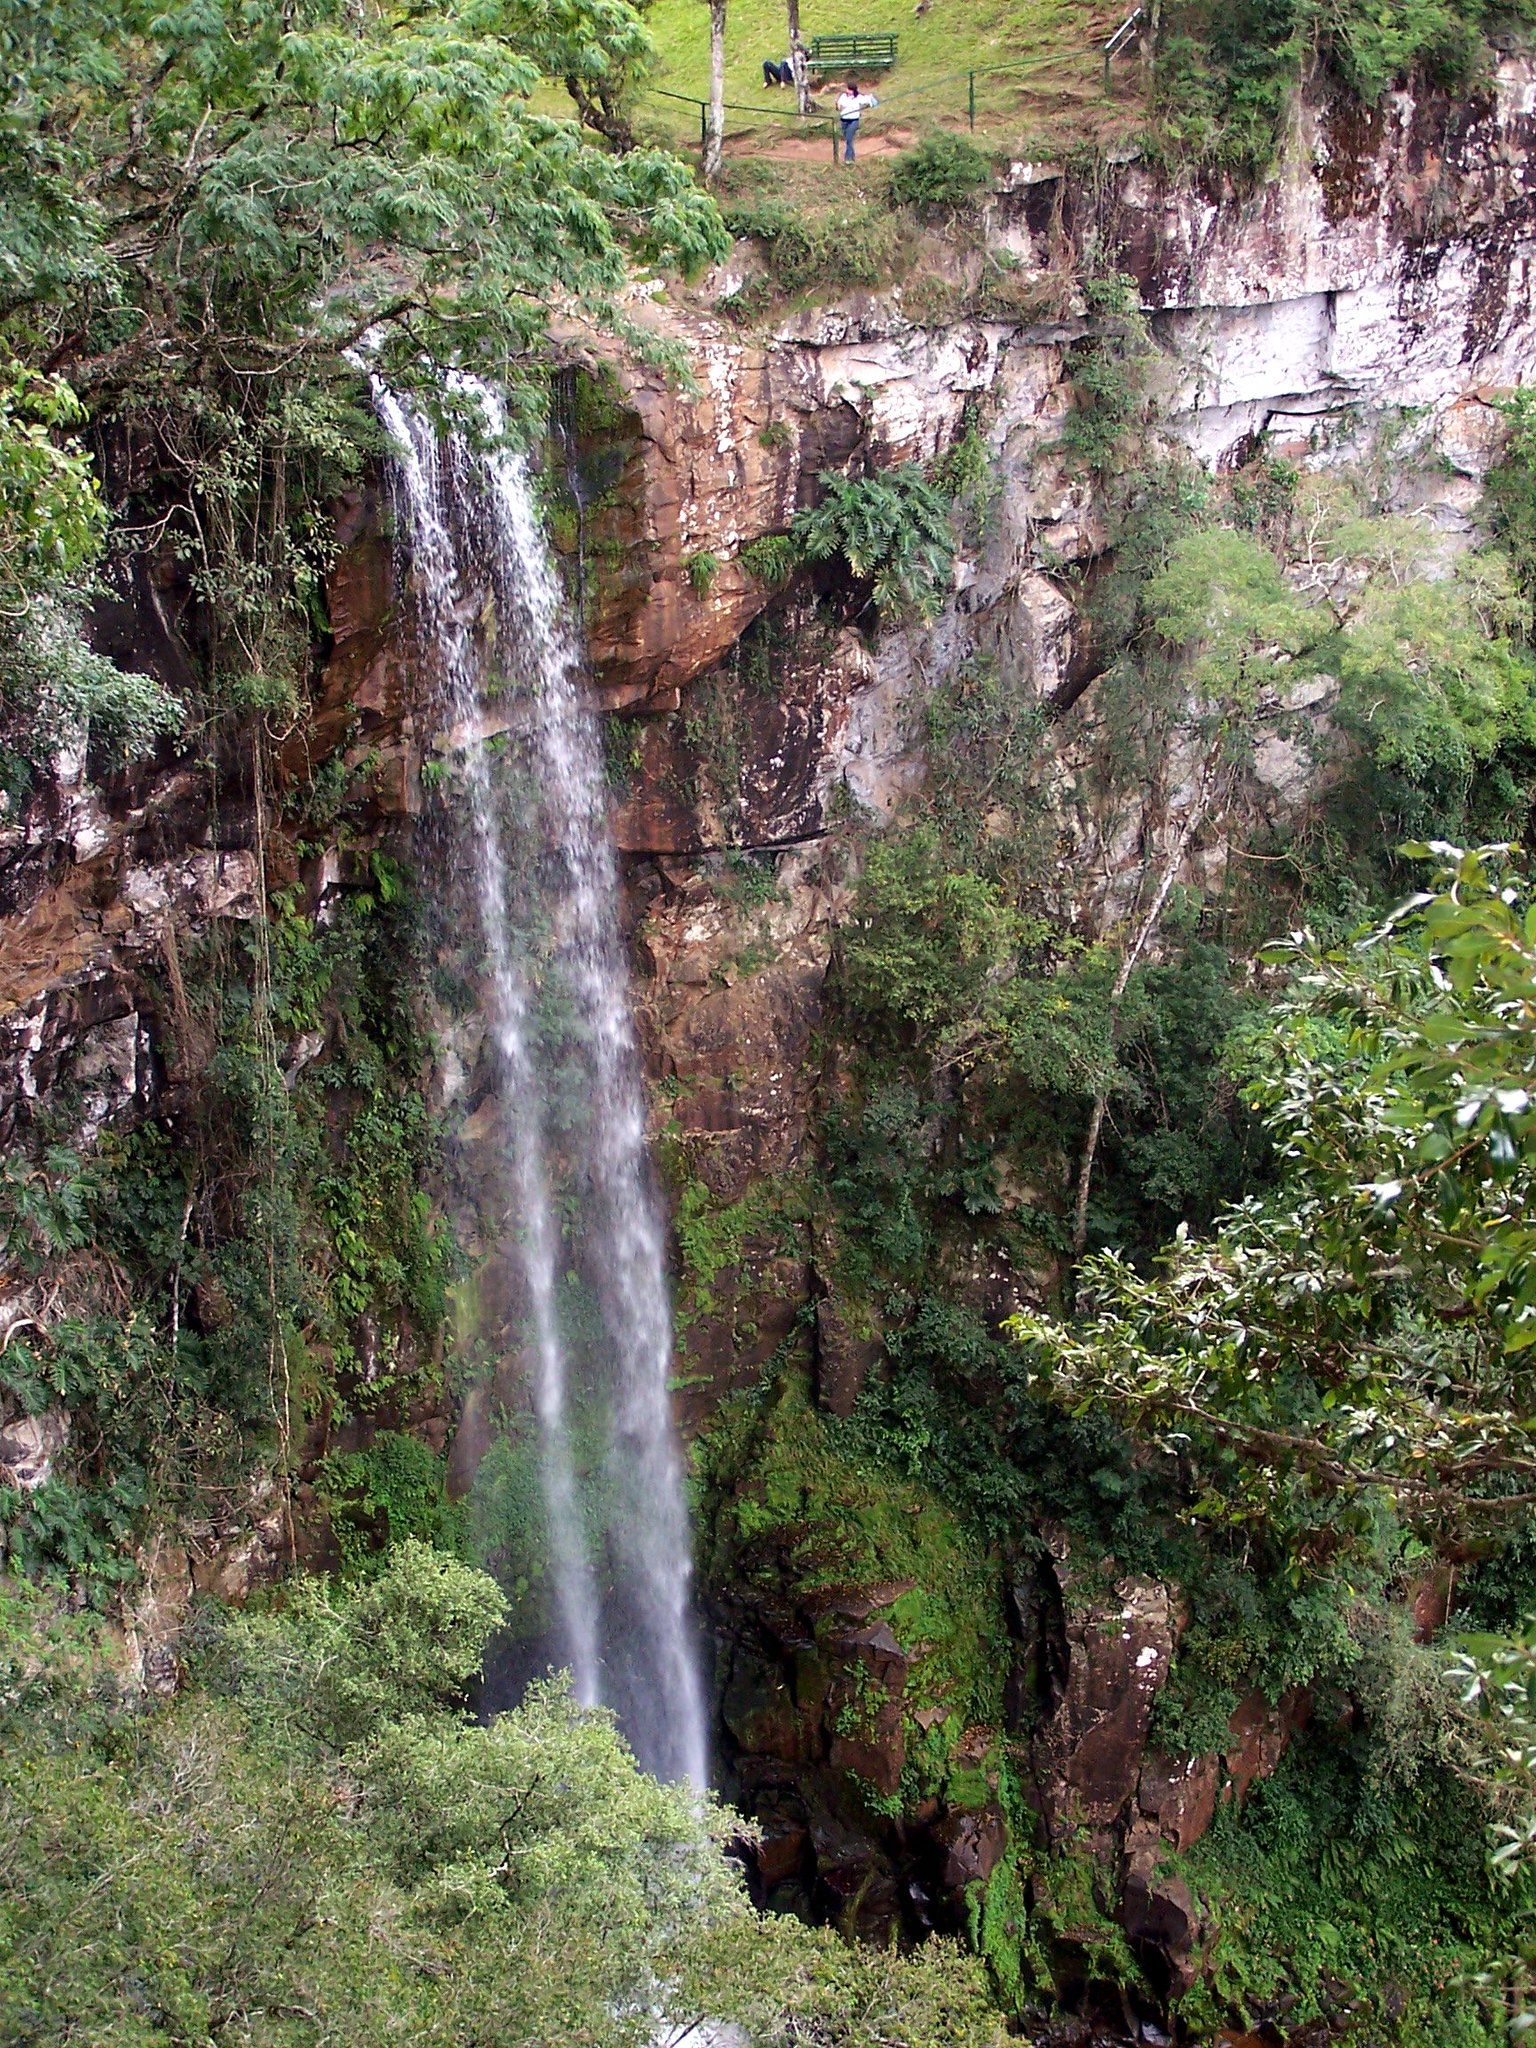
left=1, top=0, right=727, bottom=736
left=890, top=132, right=993, bottom=216
left=792, top=465, right=957, bottom=620
left=1148, top=0, right=1502, bottom=180
left=1014, top=845, right=1536, bottom=1547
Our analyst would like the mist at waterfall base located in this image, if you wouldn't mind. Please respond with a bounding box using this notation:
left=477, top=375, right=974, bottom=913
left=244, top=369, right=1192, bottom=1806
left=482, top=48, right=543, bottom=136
left=376, top=374, right=708, bottom=1790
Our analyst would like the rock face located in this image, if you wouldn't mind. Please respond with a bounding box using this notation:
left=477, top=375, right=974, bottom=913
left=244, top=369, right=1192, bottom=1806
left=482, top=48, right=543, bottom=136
left=2, top=56, right=1533, bottom=2023
left=561, top=61, right=1536, bottom=1459
left=1029, top=1563, right=1177, bottom=1841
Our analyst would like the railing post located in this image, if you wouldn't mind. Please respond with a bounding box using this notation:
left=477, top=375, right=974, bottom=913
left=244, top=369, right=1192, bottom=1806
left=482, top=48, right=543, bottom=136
left=700, top=99, right=707, bottom=151
left=968, top=71, right=976, bottom=129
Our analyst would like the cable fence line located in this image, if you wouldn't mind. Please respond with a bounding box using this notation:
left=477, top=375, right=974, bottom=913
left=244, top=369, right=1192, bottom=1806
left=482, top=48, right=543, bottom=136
left=646, top=47, right=1104, bottom=160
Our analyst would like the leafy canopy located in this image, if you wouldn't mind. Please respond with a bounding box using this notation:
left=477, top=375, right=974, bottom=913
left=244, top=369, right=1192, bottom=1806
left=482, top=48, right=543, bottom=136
left=792, top=464, right=958, bottom=620
left=1012, top=846, right=1536, bottom=1549
left=0, top=361, right=177, bottom=774
left=0, top=0, right=726, bottom=737
left=0, top=1549, right=1005, bottom=2048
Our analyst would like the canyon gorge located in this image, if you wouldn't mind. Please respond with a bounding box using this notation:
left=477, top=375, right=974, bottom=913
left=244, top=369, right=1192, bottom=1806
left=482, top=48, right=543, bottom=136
left=5, top=17, right=1536, bottom=2044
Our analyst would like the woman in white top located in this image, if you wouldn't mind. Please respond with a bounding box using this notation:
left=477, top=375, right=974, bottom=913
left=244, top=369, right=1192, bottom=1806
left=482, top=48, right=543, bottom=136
left=836, top=78, right=878, bottom=162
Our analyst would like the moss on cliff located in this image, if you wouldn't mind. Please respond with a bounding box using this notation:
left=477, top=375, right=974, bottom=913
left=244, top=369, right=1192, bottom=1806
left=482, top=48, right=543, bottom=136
left=699, top=1372, right=1007, bottom=1804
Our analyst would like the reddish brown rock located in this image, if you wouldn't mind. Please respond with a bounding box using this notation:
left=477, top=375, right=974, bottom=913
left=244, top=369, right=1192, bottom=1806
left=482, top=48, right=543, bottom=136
left=1121, top=1840, right=1201, bottom=1997
left=827, top=1620, right=911, bottom=1796
left=813, top=1292, right=883, bottom=1418
left=931, top=1806, right=1008, bottom=1890
left=1032, top=1567, right=1176, bottom=1839
left=756, top=1820, right=811, bottom=1889
left=1225, top=1688, right=1297, bottom=1806
left=1409, top=1562, right=1456, bottom=1641
left=723, top=1653, right=814, bottom=1763
left=1137, top=1749, right=1222, bottom=1851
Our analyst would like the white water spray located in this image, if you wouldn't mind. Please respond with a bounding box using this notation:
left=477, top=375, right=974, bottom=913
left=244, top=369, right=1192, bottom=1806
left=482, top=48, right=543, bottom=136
left=376, top=374, right=708, bottom=1788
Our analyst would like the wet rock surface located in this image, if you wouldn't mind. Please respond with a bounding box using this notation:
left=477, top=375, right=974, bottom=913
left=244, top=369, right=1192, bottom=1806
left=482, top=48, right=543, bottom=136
left=5, top=62, right=1534, bottom=2030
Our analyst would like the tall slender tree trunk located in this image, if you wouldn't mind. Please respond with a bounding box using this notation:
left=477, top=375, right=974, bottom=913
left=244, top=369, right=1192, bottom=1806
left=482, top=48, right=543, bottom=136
left=1069, top=758, right=1219, bottom=1257
left=786, top=0, right=810, bottom=114
left=704, top=0, right=727, bottom=182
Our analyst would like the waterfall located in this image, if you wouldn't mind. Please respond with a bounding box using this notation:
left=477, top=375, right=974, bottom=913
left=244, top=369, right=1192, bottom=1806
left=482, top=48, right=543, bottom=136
left=375, top=373, right=708, bottom=1789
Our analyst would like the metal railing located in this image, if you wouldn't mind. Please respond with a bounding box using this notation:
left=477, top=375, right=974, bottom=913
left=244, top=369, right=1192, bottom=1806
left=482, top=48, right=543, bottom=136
left=648, top=21, right=1152, bottom=165
left=651, top=41, right=1122, bottom=163
left=1103, top=7, right=1145, bottom=93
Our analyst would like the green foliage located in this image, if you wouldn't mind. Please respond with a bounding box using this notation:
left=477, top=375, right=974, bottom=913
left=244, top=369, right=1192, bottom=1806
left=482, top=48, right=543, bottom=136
left=1486, top=389, right=1536, bottom=617
left=0, top=856, right=453, bottom=1594
left=670, top=1172, right=801, bottom=1331
left=1146, top=525, right=1314, bottom=711
left=840, top=825, right=1039, bottom=1053
left=718, top=192, right=904, bottom=299
left=1012, top=846, right=1536, bottom=1550
left=1058, top=275, right=1155, bottom=480
left=698, top=1374, right=1008, bottom=1792
left=889, top=131, right=993, bottom=215
left=1, top=0, right=726, bottom=733
left=214, top=1538, right=508, bottom=1744
left=740, top=531, right=800, bottom=585
left=686, top=547, right=721, bottom=595
left=498, top=0, right=657, bottom=147
left=0, top=364, right=103, bottom=608
left=1149, top=0, right=1507, bottom=180
left=1331, top=551, right=1536, bottom=785
left=0, top=1547, right=1005, bottom=2047
left=0, top=360, right=177, bottom=785
left=316, top=1434, right=466, bottom=1575
left=792, top=464, right=957, bottom=620
left=1177, top=1725, right=1518, bottom=2044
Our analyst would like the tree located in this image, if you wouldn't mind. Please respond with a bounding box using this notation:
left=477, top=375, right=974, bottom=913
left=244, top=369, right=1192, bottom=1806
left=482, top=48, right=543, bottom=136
left=0, top=1555, right=1007, bottom=2047
left=1069, top=526, right=1315, bottom=1251
left=497, top=0, right=657, bottom=150
left=704, top=0, right=727, bottom=182
left=786, top=0, right=811, bottom=114
left=1015, top=845, right=1536, bottom=1551
left=1, top=0, right=728, bottom=726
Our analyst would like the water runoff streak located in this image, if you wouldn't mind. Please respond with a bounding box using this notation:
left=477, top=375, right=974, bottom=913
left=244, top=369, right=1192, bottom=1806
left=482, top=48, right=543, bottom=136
left=376, top=373, right=708, bottom=1788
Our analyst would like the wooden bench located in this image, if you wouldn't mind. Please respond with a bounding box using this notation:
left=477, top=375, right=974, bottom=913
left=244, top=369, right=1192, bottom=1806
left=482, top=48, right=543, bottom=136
left=805, top=33, right=898, bottom=74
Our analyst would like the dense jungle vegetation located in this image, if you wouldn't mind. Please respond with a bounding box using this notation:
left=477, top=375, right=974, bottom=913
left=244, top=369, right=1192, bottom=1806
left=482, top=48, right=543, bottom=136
left=7, top=0, right=1536, bottom=2042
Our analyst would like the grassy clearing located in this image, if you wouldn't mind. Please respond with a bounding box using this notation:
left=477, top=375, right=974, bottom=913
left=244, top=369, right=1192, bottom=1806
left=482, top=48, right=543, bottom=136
left=631, top=0, right=1141, bottom=160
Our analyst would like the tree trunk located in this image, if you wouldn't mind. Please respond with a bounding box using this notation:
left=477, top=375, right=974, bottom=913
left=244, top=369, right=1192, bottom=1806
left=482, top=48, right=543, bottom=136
left=1069, top=768, right=1216, bottom=1257
left=704, top=0, right=727, bottom=182
left=786, top=0, right=810, bottom=115
left=565, top=75, right=635, bottom=153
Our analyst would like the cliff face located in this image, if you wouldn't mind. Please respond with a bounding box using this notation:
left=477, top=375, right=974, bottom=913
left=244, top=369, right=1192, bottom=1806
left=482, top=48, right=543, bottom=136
left=564, top=58, right=1536, bottom=1418
left=3, top=52, right=1534, bottom=2008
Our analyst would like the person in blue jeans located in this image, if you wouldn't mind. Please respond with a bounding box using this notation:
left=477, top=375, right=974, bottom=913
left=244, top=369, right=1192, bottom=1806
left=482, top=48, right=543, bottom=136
left=836, top=78, right=878, bottom=161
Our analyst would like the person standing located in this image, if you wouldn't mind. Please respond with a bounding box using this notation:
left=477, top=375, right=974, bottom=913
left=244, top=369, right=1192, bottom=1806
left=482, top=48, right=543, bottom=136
left=836, top=77, right=877, bottom=161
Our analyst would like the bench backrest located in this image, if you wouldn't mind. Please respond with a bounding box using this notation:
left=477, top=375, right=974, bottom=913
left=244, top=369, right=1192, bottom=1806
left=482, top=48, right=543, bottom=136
left=806, top=33, right=898, bottom=68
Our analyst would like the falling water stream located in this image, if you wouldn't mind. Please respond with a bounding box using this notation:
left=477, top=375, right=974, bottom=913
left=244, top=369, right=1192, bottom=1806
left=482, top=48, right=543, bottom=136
left=375, top=374, right=708, bottom=1788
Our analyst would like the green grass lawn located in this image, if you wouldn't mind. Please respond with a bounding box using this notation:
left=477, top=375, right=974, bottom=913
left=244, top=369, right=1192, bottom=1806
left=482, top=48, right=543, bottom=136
left=631, top=0, right=1140, bottom=159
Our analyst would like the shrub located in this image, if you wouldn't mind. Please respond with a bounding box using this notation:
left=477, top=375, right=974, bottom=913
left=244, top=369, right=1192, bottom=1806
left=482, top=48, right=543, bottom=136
left=890, top=131, right=993, bottom=215
left=739, top=532, right=798, bottom=586
left=719, top=195, right=903, bottom=295
left=792, top=465, right=956, bottom=619
left=685, top=549, right=720, bottom=596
